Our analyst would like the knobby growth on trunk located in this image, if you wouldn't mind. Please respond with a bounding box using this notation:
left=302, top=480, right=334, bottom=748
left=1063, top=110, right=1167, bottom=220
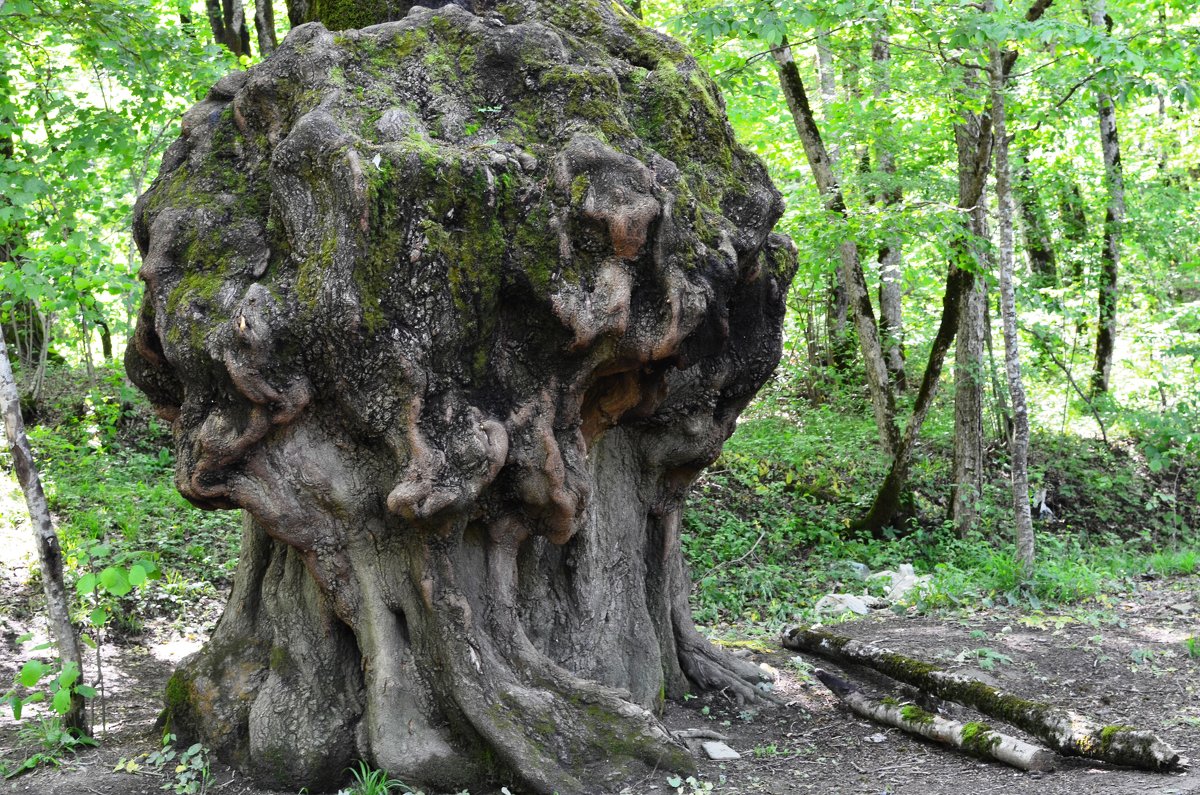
left=125, top=2, right=796, bottom=792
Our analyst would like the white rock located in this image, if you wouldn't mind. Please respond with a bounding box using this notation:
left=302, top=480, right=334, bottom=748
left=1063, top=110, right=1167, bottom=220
left=882, top=563, right=931, bottom=602
left=701, top=741, right=742, bottom=760
left=815, top=593, right=871, bottom=617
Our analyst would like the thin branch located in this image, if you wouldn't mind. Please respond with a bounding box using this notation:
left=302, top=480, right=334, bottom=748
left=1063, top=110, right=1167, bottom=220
left=1023, top=324, right=1109, bottom=445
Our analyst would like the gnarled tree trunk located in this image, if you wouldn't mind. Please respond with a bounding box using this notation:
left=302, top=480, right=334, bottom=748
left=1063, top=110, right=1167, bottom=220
left=125, top=2, right=795, bottom=793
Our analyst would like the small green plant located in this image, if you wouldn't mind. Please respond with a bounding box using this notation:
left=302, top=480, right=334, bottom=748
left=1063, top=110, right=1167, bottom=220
left=1185, top=637, right=1199, bottom=659
left=4, top=649, right=96, bottom=721
left=142, top=733, right=213, bottom=794
left=3, top=716, right=97, bottom=779
left=666, top=775, right=715, bottom=794
left=954, top=647, right=1013, bottom=671
left=339, top=760, right=416, bottom=795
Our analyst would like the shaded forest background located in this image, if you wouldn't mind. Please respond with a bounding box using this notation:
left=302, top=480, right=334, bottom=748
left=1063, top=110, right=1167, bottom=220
left=0, top=0, right=1198, bottom=781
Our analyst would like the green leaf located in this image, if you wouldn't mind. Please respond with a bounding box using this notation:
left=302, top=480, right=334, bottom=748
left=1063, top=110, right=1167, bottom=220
left=76, top=572, right=97, bottom=595
left=128, top=564, right=147, bottom=587
left=59, top=661, right=80, bottom=688
left=18, top=660, right=49, bottom=688
left=80, top=634, right=98, bottom=649
left=75, top=685, right=97, bottom=699
left=89, top=607, right=109, bottom=626
left=99, top=566, right=131, bottom=597
left=52, top=686, right=71, bottom=715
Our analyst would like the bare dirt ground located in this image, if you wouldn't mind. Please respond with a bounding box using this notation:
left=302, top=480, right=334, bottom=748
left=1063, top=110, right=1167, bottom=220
left=2, top=569, right=1198, bottom=795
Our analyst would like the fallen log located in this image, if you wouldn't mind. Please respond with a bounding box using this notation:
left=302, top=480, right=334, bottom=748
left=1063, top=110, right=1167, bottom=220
left=813, top=669, right=1055, bottom=771
left=785, top=627, right=1182, bottom=770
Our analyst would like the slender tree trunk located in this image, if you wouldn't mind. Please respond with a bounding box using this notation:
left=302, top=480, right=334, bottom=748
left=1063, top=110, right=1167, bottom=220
left=0, top=338, right=88, bottom=733
left=1088, top=0, right=1124, bottom=395
left=813, top=27, right=851, bottom=371
left=1058, top=176, right=1089, bottom=285
left=815, top=27, right=839, bottom=169
left=990, top=34, right=1036, bottom=580
left=254, top=0, right=278, bottom=56
left=207, top=0, right=252, bottom=57
left=856, top=0, right=1056, bottom=536
left=872, top=19, right=906, bottom=392
left=855, top=107, right=993, bottom=539
left=984, top=285, right=1012, bottom=445
left=1013, top=149, right=1057, bottom=288
left=774, top=38, right=899, bottom=456
left=950, top=117, right=990, bottom=536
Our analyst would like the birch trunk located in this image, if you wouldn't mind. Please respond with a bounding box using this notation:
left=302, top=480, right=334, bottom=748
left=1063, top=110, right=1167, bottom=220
left=813, top=669, right=1055, bottom=772
left=872, top=19, right=906, bottom=393
left=990, top=28, right=1036, bottom=579
left=814, top=27, right=850, bottom=371
left=1088, top=0, right=1125, bottom=395
left=774, top=39, right=899, bottom=456
left=0, top=338, right=88, bottom=734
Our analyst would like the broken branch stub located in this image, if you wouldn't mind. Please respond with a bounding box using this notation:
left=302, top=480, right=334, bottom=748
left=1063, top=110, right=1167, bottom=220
left=125, top=1, right=796, bottom=793
left=787, top=628, right=1182, bottom=771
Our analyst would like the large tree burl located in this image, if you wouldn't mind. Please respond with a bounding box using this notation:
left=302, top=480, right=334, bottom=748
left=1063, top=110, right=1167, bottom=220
left=126, top=1, right=796, bottom=792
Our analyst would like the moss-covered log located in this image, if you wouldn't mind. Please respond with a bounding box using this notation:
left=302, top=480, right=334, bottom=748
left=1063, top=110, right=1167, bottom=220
left=813, top=669, right=1054, bottom=772
left=786, top=627, right=1182, bottom=771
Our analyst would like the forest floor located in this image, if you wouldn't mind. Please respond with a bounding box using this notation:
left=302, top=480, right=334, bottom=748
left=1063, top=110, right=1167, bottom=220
left=2, top=568, right=1199, bottom=795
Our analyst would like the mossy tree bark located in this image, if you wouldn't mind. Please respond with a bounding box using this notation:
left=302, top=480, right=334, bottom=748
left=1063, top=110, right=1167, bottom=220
left=127, top=2, right=794, bottom=792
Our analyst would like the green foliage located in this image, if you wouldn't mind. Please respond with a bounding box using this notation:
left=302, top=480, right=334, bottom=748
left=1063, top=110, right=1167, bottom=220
left=683, top=389, right=1199, bottom=629
left=0, top=0, right=236, bottom=378
left=3, top=716, right=97, bottom=779
left=130, top=733, right=214, bottom=794
left=3, top=643, right=95, bottom=723
left=340, top=760, right=418, bottom=795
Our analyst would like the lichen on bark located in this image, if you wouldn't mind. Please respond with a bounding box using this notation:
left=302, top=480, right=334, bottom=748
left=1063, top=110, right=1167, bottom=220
left=126, top=1, right=796, bottom=792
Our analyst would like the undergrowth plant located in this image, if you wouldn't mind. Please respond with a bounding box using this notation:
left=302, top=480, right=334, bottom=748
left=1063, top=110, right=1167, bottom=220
left=340, top=760, right=418, bottom=795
